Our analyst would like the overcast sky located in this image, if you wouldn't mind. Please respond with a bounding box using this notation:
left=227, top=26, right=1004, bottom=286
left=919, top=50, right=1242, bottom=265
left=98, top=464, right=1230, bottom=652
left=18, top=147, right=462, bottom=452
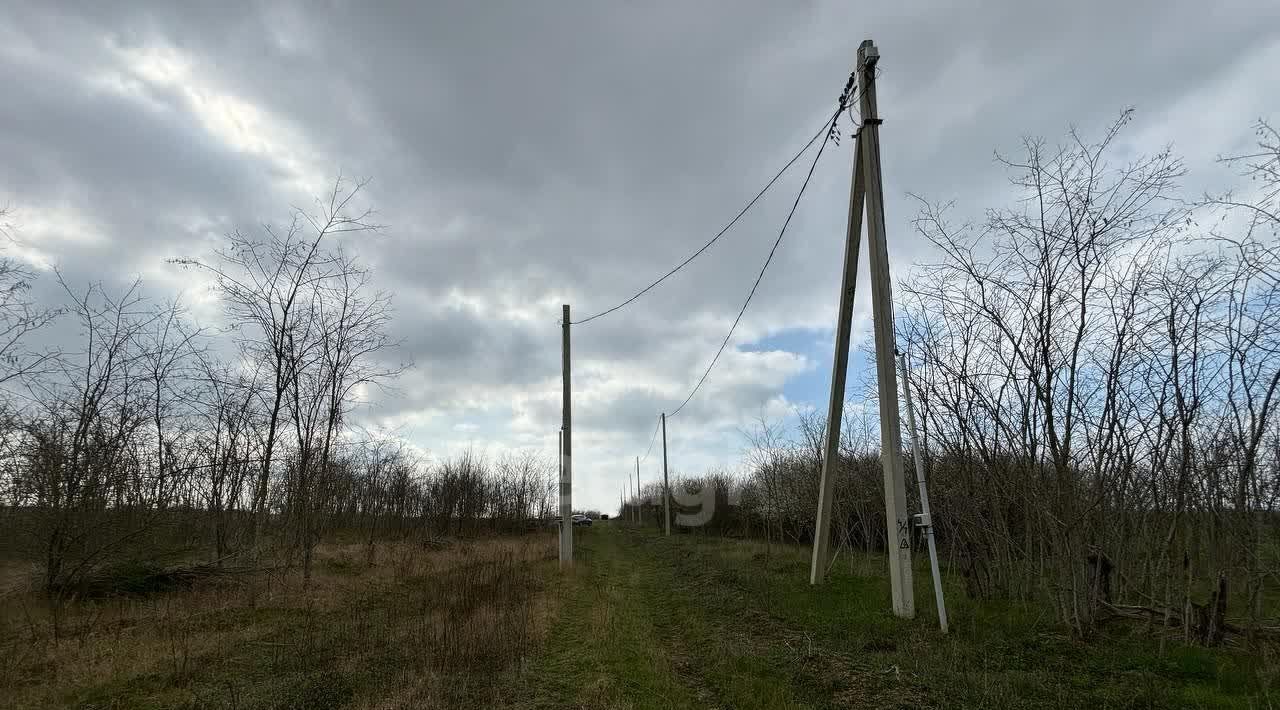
left=2, top=1, right=1278, bottom=512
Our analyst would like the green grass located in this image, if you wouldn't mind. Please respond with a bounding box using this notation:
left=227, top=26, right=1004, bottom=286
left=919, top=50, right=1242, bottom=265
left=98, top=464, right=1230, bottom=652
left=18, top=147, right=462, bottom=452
left=514, top=525, right=1277, bottom=709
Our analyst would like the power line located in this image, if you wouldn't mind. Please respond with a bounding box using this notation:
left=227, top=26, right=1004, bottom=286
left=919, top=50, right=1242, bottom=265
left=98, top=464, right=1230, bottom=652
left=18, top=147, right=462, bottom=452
left=570, top=110, right=842, bottom=326
left=639, top=415, right=661, bottom=462
left=668, top=103, right=844, bottom=419
left=622, top=70, right=858, bottom=466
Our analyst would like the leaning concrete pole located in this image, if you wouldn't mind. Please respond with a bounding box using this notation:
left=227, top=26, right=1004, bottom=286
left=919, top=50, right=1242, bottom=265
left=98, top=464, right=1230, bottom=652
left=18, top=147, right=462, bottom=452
left=809, top=57, right=868, bottom=586
left=900, top=353, right=947, bottom=632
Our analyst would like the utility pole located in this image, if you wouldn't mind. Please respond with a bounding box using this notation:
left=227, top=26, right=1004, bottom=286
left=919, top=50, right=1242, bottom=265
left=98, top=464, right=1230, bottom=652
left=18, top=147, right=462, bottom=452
left=635, top=464, right=642, bottom=526
left=806, top=39, right=914, bottom=619
left=859, top=39, right=913, bottom=618
left=809, top=52, right=868, bottom=586
left=899, top=353, right=947, bottom=631
left=560, top=304, right=573, bottom=566
left=661, top=413, right=671, bottom=536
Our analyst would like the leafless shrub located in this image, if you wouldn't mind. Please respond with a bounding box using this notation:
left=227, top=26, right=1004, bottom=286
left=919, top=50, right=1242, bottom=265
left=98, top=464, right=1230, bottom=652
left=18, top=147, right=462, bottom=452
left=893, top=113, right=1279, bottom=640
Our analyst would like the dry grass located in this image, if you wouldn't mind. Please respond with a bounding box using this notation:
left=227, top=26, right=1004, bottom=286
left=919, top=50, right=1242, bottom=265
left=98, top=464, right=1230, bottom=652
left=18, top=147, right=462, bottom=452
left=0, top=533, right=559, bottom=709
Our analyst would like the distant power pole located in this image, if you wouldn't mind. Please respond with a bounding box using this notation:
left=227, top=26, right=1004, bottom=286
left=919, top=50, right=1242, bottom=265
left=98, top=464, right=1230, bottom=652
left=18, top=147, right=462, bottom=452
left=661, top=413, right=671, bottom=536
left=635, top=462, right=642, bottom=525
left=807, top=39, right=914, bottom=619
left=560, top=305, right=573, bottom=566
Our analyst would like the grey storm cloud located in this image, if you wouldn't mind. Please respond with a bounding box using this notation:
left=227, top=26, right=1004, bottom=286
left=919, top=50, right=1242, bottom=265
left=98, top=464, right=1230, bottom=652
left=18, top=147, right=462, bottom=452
left=2, top=0, right=1278, bottom=509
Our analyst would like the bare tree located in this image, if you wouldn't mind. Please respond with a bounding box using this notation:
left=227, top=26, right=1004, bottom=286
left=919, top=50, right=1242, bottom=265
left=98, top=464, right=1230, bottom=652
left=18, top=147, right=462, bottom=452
left=174, top=177, right=378, bottom=556
left=884, top=114, right=1279, bottom=641
left=0, top=208, right=60, bottom=388
left=13, top=276, right=202, bottom=609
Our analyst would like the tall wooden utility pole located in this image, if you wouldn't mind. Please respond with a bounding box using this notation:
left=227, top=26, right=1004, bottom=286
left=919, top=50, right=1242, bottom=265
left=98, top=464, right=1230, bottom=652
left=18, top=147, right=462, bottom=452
left=634, top=457, right=640, bottom=524
left=661, top=413, right=671, bottom=536
left=807, top=39, right=914, bottom=619
left=560, top=304, right=573, bottom=566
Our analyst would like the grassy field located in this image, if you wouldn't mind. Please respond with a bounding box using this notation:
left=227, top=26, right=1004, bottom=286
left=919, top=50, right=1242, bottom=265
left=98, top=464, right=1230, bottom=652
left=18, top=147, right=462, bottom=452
left=519, top=525, right=1276, bottom=709
left=2, top=524, right=1275, bottom=708
left=1, top=536, right=558, bottom=709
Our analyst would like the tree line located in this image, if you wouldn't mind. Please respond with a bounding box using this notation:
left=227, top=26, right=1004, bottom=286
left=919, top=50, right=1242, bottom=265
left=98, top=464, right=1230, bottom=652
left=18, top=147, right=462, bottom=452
left=0, top=179, right=557, bottom=600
